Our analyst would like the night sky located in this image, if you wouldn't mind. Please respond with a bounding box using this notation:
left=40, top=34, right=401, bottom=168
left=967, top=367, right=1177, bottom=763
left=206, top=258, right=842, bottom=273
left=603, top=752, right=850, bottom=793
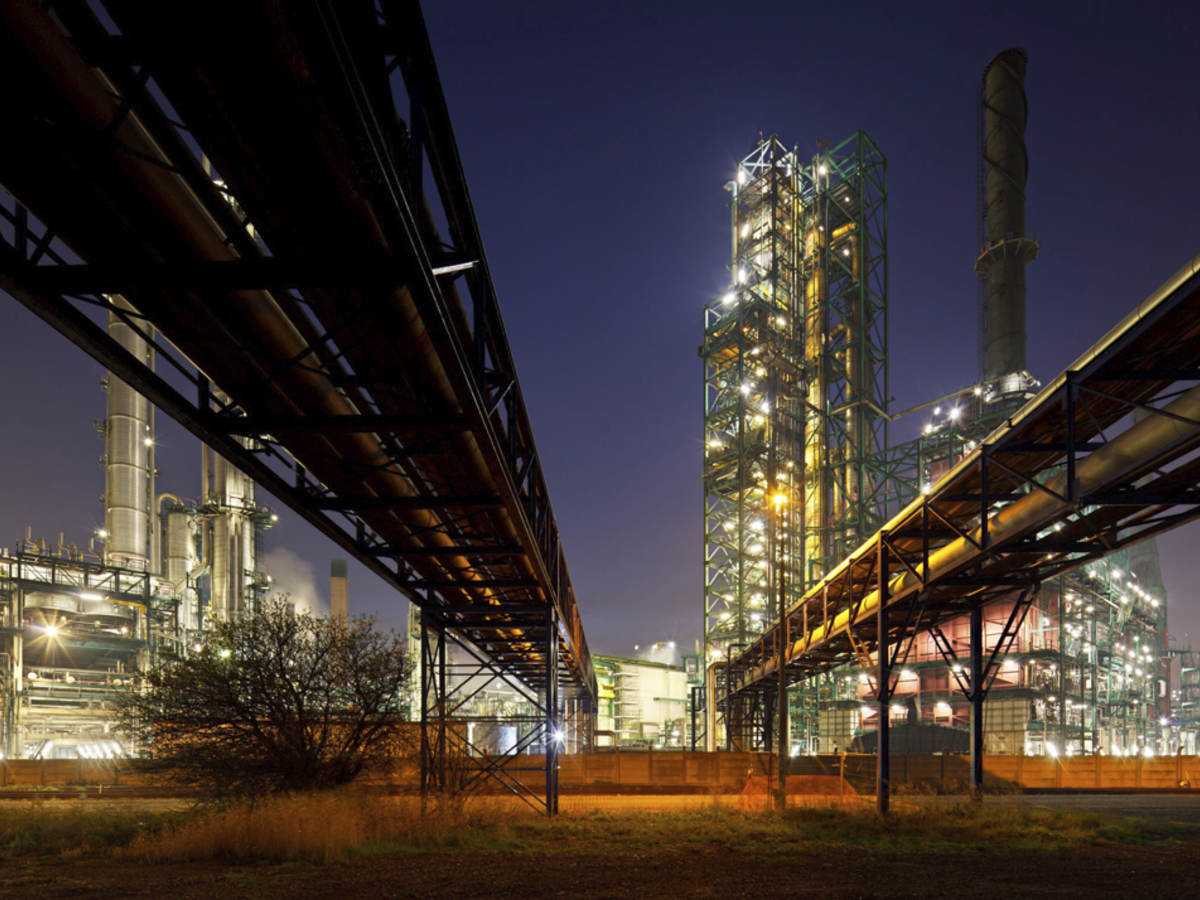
left=2, top=1, right=1200, bottom=660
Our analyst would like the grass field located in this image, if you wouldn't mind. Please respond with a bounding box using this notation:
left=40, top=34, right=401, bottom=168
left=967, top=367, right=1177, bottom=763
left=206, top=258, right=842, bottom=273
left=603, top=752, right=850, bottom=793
left=1, top=794, right=1198, bottom=898
left=1, top=792, right=1196, bottom=863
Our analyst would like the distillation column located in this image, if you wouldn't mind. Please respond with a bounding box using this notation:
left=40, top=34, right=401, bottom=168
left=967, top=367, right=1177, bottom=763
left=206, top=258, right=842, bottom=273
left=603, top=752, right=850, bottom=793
left=102, top=297, right=153, bottom=569
left=799, top=134, right=887, bottom=578
left=802, top=182, right=828, bottom=584
left=204, top=442, right=260, bottom=622
left=163, top=500, right=200, bottom=630
left=975, top=48, right=1039, bottom=385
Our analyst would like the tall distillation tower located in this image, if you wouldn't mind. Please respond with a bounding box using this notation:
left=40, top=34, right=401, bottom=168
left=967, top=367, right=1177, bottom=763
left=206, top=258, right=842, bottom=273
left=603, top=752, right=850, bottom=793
left=100, top=297, right=271, bottom=629
left=702, top=133, right=887, bottom=747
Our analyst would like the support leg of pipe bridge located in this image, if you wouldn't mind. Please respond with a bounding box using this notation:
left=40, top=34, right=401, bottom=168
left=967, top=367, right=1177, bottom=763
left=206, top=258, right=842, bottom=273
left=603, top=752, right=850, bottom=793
left=419, top=610, right=447, bottom=814
left=969, top=603, right=985, bottom=802
left=544, top=606, right=559, bottom=817
left=876, top=532, right=891, bottom=816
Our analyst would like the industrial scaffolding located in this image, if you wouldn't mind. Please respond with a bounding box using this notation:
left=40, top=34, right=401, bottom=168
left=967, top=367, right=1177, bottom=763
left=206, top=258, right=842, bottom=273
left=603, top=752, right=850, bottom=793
left=702, top=132, right=888, bottom=747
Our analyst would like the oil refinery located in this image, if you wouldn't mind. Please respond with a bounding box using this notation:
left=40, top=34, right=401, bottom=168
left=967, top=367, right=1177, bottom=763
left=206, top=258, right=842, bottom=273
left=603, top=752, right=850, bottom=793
left=0, top=0, right=1198, bottom=833
left=702, top=49, right=1196, bottom=761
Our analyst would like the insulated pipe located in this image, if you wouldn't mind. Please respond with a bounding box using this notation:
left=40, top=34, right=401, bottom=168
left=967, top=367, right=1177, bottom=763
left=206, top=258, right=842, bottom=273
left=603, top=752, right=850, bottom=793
left=975, top=48, right=1038, bottom=383
left=787, top=380, right=1200, bottom=666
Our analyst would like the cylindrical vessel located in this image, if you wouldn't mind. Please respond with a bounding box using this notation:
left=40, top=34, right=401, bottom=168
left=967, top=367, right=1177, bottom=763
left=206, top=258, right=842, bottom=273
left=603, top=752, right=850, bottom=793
left=209, top=513, right=229, bottom=621
left=104, top=296, right=151, bottom=568
left=164, top=507, right=192, bottom=587
left=207, top=441, right=258, bottom=620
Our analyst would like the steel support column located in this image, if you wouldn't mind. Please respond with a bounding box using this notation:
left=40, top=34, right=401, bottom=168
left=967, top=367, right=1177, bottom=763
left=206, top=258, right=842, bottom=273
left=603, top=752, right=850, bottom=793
left=876, top=532, right=891, bottom=815
left=776, top=535, right=788, bottom=811
left=969, top=603, right=984, bottom=800
left=419, top=611, right=447, bottom=809
left=545, top=607, right=559, bottom=816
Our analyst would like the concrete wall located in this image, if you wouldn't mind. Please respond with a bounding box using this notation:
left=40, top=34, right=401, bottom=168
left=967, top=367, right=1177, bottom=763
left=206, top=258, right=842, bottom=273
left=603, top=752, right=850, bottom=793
left=0, top=759, right=142, bottom=786
left=984, top=753, right=1199, bottom=790
left=558, top=751, right=772, bottom=790
left=6, top=751, right=1199, bottom=793
left=513, top=751, right=1200, bottom=793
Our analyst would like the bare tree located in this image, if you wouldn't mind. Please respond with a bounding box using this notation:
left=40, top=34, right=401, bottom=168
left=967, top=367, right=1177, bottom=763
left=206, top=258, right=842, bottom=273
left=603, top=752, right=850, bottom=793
left=118, top=596, right=413, bottom=795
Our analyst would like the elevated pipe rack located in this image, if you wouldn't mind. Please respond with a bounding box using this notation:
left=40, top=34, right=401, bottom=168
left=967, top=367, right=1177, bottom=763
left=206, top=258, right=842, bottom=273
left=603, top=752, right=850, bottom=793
left=0, top=0, right=593, bottom=813
left=723, top=252, right=1200, bottom=811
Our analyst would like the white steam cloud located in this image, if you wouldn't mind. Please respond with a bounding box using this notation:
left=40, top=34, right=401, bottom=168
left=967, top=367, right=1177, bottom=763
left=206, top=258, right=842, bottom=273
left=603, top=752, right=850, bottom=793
left=262, top=546, right=325, bottom=616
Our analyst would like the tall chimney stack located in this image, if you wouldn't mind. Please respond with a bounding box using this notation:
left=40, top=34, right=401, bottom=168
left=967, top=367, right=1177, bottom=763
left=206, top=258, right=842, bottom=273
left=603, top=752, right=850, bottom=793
left=975, top=48, right=1039, bottom=385
left=330, top=558, right=348, bottom=622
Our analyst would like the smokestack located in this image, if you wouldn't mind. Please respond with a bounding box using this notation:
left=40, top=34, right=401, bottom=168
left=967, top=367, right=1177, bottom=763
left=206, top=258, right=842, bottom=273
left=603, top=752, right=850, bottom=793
left=330, top=559, right=348, bottom=622
left=975, top=48, right=1039, bottom=385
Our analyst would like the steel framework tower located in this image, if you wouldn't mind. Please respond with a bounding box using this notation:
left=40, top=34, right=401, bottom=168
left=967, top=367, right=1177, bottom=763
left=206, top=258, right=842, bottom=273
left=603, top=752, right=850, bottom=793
left=703, top=137, right=805, bottom=678
left=799, top=133, right=889, bottom=580
left=702, top=133, right=887, bottom=748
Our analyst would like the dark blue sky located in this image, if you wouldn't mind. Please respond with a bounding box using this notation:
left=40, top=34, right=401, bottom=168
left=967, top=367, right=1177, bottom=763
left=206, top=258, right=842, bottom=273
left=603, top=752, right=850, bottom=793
left=2, top=1, right=1199, bottom=657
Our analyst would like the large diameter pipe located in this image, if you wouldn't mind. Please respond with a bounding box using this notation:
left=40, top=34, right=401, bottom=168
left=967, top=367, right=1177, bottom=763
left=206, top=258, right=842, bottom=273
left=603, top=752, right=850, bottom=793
left=975, top=48, right=1038, bottom=383
left=785, top=381, right=1200, bottom=666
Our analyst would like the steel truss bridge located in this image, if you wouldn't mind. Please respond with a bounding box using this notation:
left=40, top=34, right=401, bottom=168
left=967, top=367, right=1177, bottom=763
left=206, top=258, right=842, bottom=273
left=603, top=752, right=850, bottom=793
left=722, top=252, right=1200, bottom=811
left=0, top=0, right=593, bottom=813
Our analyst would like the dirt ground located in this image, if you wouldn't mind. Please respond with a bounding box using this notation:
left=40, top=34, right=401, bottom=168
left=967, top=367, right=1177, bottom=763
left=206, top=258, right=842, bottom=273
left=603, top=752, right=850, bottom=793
left=3, top=842, right=1197, bottom=899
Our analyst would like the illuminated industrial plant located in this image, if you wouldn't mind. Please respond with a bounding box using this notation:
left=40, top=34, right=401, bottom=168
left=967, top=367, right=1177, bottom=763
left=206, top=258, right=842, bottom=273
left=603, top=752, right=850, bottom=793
left=0, top=298, right=275, bottom=758
left=702, top=132, right=889, bottom=747
left=703, top=50, right=1198, bottom=759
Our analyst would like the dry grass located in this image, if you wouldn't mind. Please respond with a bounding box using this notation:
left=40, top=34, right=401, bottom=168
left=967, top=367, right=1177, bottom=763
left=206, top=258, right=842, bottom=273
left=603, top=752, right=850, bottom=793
left=116, top=790, right=1200, bottom=864
left=0, top=799, right=187, bottom=858
left=121, top=791, right=535, bottom=862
